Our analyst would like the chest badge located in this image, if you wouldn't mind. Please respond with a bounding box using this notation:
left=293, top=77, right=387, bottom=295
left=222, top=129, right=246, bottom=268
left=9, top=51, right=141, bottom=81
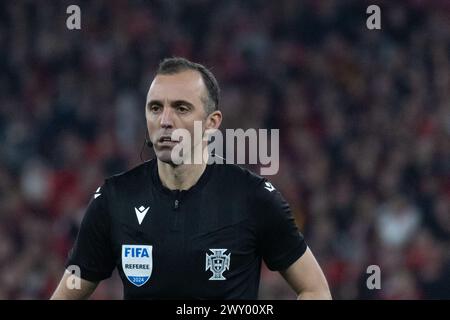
left=205, top=249, right=230, bottom=280
left=122, top=245, right=153, bottom=287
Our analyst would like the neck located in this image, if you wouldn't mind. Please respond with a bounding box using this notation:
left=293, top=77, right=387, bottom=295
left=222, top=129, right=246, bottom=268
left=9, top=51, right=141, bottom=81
left=157, top=157, right=208, bottom=191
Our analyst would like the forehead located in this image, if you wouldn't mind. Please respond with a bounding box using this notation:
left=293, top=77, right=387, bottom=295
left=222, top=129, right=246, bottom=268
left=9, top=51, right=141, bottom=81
left=147, top=70, right=206, bottom=103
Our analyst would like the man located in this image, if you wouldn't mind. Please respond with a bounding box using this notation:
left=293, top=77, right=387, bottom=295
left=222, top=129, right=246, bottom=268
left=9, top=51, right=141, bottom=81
left=51, top=57, right=331, bottom=299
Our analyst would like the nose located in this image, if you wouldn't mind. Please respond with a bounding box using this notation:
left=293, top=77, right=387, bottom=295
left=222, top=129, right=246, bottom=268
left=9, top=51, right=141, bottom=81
left=160, top=106, right=174, bottom=128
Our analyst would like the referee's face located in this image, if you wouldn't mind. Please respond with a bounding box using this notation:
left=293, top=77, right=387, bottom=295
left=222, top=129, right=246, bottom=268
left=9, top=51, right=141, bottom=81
left=145, top=70, right=212, bottom=164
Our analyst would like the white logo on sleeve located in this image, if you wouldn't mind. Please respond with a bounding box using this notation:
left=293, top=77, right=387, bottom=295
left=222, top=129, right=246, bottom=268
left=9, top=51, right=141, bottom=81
left=94, top=187, right=101, bottom=199
left=206, top=249, right=230, bottom=280
left=122, top=245, right=153, bottom=287
left=135, top=206, right=150, bottom=225
left=264, top=181, right=275, bottom=192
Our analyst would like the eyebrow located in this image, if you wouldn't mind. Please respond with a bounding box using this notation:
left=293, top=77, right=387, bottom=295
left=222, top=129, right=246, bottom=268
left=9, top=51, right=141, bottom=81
left=146, top=99, right=194, bottom=108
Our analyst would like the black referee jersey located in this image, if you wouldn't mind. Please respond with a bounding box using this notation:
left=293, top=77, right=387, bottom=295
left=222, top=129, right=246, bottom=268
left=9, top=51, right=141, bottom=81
left=66, top=159, right=307, bottom=299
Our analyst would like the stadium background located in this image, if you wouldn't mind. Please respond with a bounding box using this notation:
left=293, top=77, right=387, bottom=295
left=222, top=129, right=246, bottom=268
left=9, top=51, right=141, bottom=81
left=0, top=0, right=449, bottom=299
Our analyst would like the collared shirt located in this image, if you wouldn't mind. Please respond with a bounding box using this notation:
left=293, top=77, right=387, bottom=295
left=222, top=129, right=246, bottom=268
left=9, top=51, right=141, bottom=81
left=67, top=159, right=307, bottom=299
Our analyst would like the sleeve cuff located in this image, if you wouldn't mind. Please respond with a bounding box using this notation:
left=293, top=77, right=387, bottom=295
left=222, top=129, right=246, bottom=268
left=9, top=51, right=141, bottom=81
left=265, top=240, right=308, bottom=271
left=65, top=259, right=113, bottom=282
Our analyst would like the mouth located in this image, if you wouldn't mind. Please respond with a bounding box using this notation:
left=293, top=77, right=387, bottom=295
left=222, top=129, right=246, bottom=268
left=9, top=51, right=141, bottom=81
left=157, top=135, right=181, bottom=145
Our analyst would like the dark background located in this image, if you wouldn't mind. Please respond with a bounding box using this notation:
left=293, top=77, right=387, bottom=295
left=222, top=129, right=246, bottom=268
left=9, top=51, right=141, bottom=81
left=0, top=0, right=449, bottom=299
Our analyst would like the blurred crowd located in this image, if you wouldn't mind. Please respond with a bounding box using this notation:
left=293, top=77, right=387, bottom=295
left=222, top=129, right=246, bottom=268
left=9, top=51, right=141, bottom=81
left=0, top=0, right=449, bottom=299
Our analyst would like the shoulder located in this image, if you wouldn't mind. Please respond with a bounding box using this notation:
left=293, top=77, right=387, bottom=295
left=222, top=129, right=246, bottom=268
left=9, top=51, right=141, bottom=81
left=214, top=163, right=267, bottom=187
left=214, top=163, right=277, bottom=199
left=103, top=159, right=154, bottom=192
left=224, top=165, right=286, bottom=207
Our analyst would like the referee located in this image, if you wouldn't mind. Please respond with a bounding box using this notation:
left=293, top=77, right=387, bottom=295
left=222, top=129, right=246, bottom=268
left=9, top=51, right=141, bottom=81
left=51, top=57, right=331, bottom=300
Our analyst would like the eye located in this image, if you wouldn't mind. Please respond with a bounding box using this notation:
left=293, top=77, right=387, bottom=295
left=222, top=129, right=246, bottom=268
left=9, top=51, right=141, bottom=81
left=149, top=104, right=162, bottom=113
left=176, top=104, right=190, bottom=113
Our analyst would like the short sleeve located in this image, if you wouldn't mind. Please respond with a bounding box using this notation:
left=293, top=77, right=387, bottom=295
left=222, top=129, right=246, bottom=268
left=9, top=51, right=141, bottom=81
left=65, top=183, right=116, bottom=282
left=252, top=179, right=307, bottom=271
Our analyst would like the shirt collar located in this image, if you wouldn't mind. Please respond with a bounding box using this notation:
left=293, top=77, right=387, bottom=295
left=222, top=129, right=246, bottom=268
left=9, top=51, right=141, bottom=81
left=150, top=159, right=214, bottom=196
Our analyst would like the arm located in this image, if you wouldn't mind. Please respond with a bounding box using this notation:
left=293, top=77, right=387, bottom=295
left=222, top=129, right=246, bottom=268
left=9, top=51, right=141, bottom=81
left=51, top=183, right=115, bottom=299
left=280, top=247, right=332, bottom=300
left=50, top=269, right=98, bottom=300
left=252, top=178, right=331, bottom=299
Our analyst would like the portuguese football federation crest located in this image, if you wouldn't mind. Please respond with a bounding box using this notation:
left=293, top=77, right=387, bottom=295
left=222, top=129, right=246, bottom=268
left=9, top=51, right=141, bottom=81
left=205, top=249, right=230, bottom=280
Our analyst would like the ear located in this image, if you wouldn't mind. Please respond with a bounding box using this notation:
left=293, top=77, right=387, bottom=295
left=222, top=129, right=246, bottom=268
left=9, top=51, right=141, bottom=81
left=205, top=111, right=222, bottom=130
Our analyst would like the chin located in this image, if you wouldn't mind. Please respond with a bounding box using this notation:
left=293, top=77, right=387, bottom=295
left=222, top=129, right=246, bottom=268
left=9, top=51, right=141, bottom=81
left=156, top=152, right=173, bottom=163
left=155, top=150, right=179, bottom=166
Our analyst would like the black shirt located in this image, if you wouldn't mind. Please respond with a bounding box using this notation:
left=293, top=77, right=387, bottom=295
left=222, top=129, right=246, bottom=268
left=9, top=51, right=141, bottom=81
left=66, top=159, right=307, bottom=299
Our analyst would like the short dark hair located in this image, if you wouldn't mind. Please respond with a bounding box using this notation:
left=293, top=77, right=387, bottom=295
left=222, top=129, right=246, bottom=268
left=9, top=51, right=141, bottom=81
left=156, top=57, right=220, bottom=114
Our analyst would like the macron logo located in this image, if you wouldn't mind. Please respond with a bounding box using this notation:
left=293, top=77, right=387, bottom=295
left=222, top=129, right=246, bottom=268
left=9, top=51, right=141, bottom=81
left=94, top=187, right=101, bottom=199
left=264, top=182, right=275, bottom=192
left=135, top=206, right=150, bottom=225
